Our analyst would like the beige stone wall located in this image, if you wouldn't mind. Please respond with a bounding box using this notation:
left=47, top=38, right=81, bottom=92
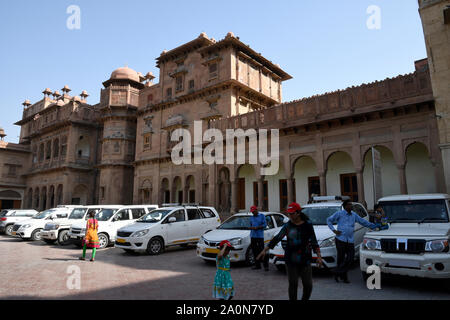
left=419, top=0, right=450, bottom=192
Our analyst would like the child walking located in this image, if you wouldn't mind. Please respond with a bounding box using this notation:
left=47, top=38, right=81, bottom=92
left=213, top=240, right=235, bottom=300
left=79, top=211, right=100, bottom=261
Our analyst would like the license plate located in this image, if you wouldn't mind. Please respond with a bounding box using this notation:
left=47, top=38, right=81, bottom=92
left=70, top=235, right=78, bottom=239
left=205, top=248, right=219, bottom=254
left=116, top=238, right=126, bottom=243
left=11, top=232, right=16, bottom=236
left=389, top=259, right=420, bottom=268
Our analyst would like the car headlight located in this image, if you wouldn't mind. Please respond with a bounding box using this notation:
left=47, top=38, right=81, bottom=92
left=198, top=237, right=205, bottom=245
left=21, top=224, right=31, bottom=229
left=229, top=237, right=242, bottom=246
left=320, top=237, right=335, bottom=248
left=425, top=239, right=449, bottom=253
left=131, top=229, right=149, bottom=238
left=51, top=224, right=60, bottom=230
left=363, top=238, right=381, bottom=250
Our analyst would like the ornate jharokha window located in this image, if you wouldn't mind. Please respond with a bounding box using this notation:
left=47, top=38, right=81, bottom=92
left=209, top=63, right=218, bottom=79
left=175, top=75, right=184, bottom=92
left=143, top=133, right=151, bottom=150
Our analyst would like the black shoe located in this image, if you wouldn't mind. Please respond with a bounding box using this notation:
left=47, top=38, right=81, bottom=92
left=252, top=266, right=261, bottom=270
left=264, top=266, right=269, bottom=271
left=334, top=275, right=340, bottom=283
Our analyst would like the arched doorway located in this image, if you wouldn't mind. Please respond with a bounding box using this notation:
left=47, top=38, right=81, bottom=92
left=237, top=164, right=257, bottom=211
left=172, top=176, right=182, bottom=203
left=293, top=156, right=319, bottom=205
left=405, top=142, right=436, bottom=194
left=326, top=151, right=357, bottom=201
left=0, top=190, right=22, bottom=209
left=56, top=185, right=63, bottom=206
left=363, top=146, right=400, bottom=209
left=49, top=185, right=55, bottom=208
left=41, top=186, right=47, bottom=210
left=161, top=178, right=170, bottom=204
left=186, top=175, right=196, bottom=203
left=34, top=187, right=40, bottom=210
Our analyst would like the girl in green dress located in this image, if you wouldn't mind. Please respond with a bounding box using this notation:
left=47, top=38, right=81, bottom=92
left=213, top=240, right=235, bottom=300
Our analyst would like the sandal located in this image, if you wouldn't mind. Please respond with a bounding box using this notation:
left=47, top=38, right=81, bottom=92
left=90, top=258, right=95, bottom=262
left=79, top=257, right=85, bottom=260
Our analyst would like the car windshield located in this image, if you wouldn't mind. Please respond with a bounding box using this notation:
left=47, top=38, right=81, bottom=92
left=95, top=209, right=118, bottom=221
left=302, top=206, right=341, bottom=225
left=380, top=199, right=449, bottom=223
left=33, top=209, right=56, bottom=219
left=69, top=208, right=87, bottom=219
left=137, top=209, right=171, bottom=223
left=218, top=216, right=251, bottom=230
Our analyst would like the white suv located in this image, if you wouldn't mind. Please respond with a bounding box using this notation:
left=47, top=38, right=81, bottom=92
left=0, top=209, right=38, bottom=235
left=11, top=207, right=72, bottom=241
left=269, top=197, right=371, bottom=271
left=69, top=205, right=158, bottom=249
left=41, top=206, right=92, bottom=245
left=115, top=205, right=221, bottom=254
left=360, top=194, right=450, bottom=280
left=197, top=211, right=287, bottom=265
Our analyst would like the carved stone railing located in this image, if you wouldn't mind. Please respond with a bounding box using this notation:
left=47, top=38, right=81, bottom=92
left=209, top=69, right=433, bottom=132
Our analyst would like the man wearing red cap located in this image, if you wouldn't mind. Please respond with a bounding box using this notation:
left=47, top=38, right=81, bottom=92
left=249, top=205, right=269, bottom=271
left=258, top=202, right=323, bottom=300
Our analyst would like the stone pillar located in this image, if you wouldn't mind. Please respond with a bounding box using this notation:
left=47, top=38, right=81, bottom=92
left=397, top=164, right=408, bottom=195
left=319, top=171, right=327, bottom=196
left=287, top=177, right=294, bottom=204
left=257, top=177, right=264, bottom=210
left=356, top=169, right=366, bottom=206
left=231, top=179, right=238, bottom=214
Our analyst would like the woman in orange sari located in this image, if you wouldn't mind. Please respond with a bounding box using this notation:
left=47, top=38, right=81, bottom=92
left=79, top=211, right=99, bottom=261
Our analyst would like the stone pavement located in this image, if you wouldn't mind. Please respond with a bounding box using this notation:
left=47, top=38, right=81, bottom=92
left=0, top=236, right=449, bottom=300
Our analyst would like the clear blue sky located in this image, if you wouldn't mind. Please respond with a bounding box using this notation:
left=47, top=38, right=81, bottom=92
left=0, top=0, right=427, bottom=143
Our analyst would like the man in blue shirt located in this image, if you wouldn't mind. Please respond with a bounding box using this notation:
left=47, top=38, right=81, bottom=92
left=327, top=199, right=376, bottom=283
left=249, top=205, right=268, bottom=271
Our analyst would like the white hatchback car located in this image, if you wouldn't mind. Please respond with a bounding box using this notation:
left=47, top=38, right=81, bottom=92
left=269, top=198, right=370, bottom=271
left=115, top=206, right=221, bottom=254
left=197, top=212, right=288, bottom=265
left=0, top=209, right=38, bottom=235
left=69, top=205, right=158, bottom=249
left=11, top=207, right=72, bottom=241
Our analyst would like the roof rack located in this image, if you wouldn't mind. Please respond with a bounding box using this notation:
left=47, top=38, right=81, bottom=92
left=312, top=196, right=350, bottom=202
left=161, top=203, right=200, bottom=207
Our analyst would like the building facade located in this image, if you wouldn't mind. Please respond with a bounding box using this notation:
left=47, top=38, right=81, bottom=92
left=0, top=5, right=448, bottom=216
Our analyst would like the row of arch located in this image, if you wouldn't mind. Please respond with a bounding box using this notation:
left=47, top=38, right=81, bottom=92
left=26, top=184, right=89, bottom=211
left=138, top=142, right=439, bottom=213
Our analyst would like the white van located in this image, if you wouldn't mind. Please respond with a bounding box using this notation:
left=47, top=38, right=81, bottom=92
left=360, top=194, right=450, bottom=280
left=69, top=204, right=158, bottom=249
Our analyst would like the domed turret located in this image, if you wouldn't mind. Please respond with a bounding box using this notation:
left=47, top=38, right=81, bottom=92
left=109, top=66, right=140, bottom=83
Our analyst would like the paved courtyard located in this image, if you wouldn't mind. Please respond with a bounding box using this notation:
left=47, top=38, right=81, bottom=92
left=0, top=235, right=449, bottom=300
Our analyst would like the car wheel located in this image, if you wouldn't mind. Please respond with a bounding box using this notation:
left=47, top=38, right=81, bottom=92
left=146, top=237, right=164, bottom=255
left=58, top=230, right=70, bottom=246
left=43, top=239, right=57, bottom=244
left=5, top=225, right=14, bottom=236
left=31, top=229, right=42, bottom=241
left=245, top=247, right=255, bottom=266
left=97, top=233, right=109, bottom=249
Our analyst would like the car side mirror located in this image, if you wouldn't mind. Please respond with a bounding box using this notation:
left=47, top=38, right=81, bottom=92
left=50, top=214, right=57, bottom=220
left=168, top=217, right=176, bottom=223
left=283, top=217, right=289, bottom=223
left=113, top=216, right=119, bottom=222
